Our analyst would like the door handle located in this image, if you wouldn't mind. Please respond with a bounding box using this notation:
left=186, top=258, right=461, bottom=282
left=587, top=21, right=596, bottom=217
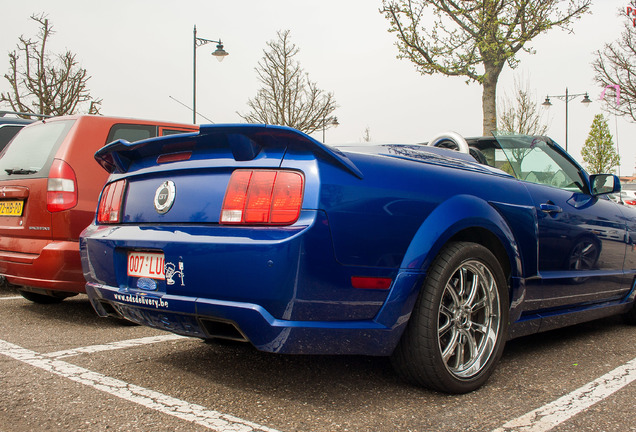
left=540, top=203, right=563, bottom=213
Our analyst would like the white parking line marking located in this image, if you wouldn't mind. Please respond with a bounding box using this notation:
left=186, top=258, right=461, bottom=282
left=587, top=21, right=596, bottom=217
left=0, top=339, right=280, bottom=432
left=0, top=296, right=23, bottom=300
left=45, top=334, right=187, bottom=358
left=492, top=356, right=636, bottom=432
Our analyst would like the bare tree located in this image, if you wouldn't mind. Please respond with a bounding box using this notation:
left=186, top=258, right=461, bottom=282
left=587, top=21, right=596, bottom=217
left=239, top=30, right=336, bottom=135
left=0, top=13, right=101, bottom=118
left=361, top=127, right=372, bottom=142
left=381, top=0, right=591, bottom=134
left=498, top=77, right=548, bottom=135
left=496, top=78, right=549, bottom=175
left=593, top=22, right=636, bottom=122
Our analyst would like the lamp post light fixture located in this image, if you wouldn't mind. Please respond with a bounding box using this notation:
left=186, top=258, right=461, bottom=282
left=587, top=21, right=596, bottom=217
left=322, top=116, right=339, bottom=143
left=193, top=25, right=229, bottom=124
left=542, top=88, right=592, bottom=152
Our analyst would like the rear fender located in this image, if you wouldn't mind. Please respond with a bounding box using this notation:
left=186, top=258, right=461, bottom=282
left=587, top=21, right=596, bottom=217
left=373, top=196, right=529, bottom=347
left=383, top=195, right=537, bottom=329
left=400, top=194, right=523, bottom=274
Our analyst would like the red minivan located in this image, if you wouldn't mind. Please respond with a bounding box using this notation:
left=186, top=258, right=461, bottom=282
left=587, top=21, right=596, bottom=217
left=0, top=115, right=198, bottom=303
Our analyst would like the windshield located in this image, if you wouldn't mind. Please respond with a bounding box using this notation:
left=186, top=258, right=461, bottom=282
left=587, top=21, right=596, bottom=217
left=492, top=133, right=586, bottom=193
left=0, top=120, right=74, bottom=176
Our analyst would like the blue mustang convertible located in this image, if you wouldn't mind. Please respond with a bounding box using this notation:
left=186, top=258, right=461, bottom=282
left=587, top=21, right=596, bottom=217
left=80, top=125, right=636, bottom=393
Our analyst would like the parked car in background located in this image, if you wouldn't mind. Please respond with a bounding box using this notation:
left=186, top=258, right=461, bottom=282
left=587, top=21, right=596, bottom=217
left=80, top=126, right=636, bottom=393
left=0, top=111, right=38, bottom=151
left=609, top=189, right=636, bottom=206
left=621, top=185, right=636, bottom=206
left=0, top=115, right=197, bottom=303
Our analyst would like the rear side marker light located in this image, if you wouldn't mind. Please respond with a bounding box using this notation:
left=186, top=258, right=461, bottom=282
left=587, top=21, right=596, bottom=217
left=220, top=169, right=304, bottom=225
left=47, top=159, right=78, bottom=212
left=351, top=276, right=393, bottom=290
left=97, top=180, right=126, bottom=223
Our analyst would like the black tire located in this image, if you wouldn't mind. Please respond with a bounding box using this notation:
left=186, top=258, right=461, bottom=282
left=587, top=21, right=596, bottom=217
left=625, top=302, right=636, bottom=325
left=18, top=289, right=73, bottom=304
left=391, top=241, right=509, bottom=393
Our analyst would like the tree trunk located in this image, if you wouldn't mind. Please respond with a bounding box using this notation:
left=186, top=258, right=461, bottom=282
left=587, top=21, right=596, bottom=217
left=481, top=62, right=503, bottom=135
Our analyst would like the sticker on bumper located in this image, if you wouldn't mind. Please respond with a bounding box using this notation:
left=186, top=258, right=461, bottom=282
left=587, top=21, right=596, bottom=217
left=114, top=293, right=169, bottom=309
left=165, top=261, right=185, bottom=286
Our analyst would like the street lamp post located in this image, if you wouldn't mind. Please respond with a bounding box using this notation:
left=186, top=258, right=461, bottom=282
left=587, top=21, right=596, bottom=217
left=322, top=116, right=339, bottom=143
left=542, top=88, right=592, bottom=152
left=193, top=25, right=229, bottom=124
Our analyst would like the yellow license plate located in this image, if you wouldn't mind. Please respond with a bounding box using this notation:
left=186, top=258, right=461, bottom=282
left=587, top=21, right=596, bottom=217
left=0, top=200, right=23, bottom=216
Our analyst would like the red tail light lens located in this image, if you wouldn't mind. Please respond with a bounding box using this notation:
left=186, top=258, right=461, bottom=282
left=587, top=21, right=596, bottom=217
left=271, top=171, right=305, bottom=223
left=244, top=171, right=277, bottom=223
left=220, top=170, right=304, bottom=225
left=97, top=180, right=126, bottom=224
left=47, top=159, right=77, bottom=212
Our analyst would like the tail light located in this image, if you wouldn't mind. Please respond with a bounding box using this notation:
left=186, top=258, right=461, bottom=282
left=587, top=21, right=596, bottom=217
left=97, top=180, right=126, bottom=224
left=220, top=169, right=304, bottom=225
left=47, top=159, right=77, bottom=212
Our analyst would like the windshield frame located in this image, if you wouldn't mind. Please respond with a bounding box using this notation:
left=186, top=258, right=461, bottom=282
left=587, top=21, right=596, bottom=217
left=491, top=132, right=590, bottom=195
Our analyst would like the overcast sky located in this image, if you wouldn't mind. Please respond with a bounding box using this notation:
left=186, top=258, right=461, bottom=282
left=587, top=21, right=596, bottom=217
left=2, top=1, right=636, bottom=175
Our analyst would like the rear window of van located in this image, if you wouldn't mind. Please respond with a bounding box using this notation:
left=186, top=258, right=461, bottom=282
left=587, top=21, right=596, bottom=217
left=0, top=120, right=74, bottom=176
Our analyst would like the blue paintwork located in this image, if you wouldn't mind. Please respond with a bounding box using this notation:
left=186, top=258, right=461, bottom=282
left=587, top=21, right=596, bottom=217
left=80, top=125, right=636, bottom=355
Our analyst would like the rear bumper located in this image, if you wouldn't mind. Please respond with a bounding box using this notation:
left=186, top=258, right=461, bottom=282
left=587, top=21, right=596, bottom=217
left=85, top=268, right=424, bottom=355
left=80, top=210, right=427, bottom=355
left=80, top=211, right=397, bottom=322
left=0, top=240, right=85, bottom=292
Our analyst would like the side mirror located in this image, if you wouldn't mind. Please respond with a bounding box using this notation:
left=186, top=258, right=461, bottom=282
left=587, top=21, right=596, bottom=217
left=590, top=174, right=621, bottom=196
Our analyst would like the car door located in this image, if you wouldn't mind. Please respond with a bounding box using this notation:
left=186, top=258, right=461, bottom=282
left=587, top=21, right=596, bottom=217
left=497, top=136, right=630, bottom=311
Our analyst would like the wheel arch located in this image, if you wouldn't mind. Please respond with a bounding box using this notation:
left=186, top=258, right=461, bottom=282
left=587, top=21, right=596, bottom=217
left=447, top=227, right=511, bottom=280
left=400, top=195, right=524, bottom=280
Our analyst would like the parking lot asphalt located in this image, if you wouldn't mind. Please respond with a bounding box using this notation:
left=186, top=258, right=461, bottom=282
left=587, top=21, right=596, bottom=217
left=0, top=285, right=635, bottom=432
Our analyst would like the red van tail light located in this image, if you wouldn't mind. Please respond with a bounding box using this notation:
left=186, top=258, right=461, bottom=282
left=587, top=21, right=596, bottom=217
left=97, top=180, right=126, bottom=224
left=220, top=170, right=304, bottom=225
left=47, top=159, right=78, bottom=212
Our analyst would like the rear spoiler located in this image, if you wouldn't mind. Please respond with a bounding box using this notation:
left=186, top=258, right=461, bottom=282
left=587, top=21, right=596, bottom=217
left=94, top=124, right=363, bottom=179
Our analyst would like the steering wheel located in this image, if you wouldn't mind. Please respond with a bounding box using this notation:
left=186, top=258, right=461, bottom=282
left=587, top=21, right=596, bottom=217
left=427, top=132, right=470, bottom=154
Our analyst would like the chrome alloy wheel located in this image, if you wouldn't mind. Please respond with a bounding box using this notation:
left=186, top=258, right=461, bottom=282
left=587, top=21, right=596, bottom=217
left=437, top=260, right=501, bottom=379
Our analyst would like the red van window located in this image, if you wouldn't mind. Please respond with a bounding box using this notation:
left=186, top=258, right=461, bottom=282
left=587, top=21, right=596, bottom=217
left=0, top=120, right=74, bottom=177
left=106, top=124, right=156, bottom=143
left=159, top=127, right=195, bottom=136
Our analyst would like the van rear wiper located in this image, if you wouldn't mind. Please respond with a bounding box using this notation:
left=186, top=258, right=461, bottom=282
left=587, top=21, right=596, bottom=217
left=5, top=168, right=37, bottom=175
